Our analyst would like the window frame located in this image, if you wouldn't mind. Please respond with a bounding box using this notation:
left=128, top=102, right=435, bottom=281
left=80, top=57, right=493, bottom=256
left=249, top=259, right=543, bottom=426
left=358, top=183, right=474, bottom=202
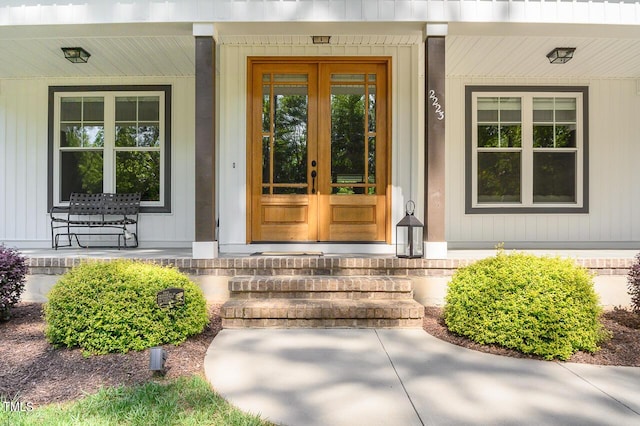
left=48, top=85, right=172, bottom=213
left=465, top=86, right=589, bottom=214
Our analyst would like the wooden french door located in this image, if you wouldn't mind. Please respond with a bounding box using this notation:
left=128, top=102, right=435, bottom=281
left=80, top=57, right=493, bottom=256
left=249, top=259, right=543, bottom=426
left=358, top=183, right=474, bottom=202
left=248, top=58, right=389, bottom=242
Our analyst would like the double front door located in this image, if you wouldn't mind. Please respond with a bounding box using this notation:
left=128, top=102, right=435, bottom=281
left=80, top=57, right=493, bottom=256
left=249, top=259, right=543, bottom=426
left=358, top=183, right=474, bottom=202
left=248, top=58, right=390, bottom=242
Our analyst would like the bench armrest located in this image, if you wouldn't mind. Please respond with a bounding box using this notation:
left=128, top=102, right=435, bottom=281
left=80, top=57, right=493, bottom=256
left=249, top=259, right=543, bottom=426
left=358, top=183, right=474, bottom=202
left=50, top=205, right=70, bottom=217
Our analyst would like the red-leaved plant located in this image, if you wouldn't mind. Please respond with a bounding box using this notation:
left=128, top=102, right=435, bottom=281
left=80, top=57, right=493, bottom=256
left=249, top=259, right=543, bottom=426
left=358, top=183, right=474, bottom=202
left=0, top=245, right=28, bottom=321
left=627, top=253, right=640, bottom=313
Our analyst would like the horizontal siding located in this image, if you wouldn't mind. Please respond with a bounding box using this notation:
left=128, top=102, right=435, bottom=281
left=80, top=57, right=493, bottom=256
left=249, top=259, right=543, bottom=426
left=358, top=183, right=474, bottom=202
left=447, top=76, right=640, bottom=247
left=3, top=1, right=640, bottom=26
left=0, top=76, right=195, bottom=247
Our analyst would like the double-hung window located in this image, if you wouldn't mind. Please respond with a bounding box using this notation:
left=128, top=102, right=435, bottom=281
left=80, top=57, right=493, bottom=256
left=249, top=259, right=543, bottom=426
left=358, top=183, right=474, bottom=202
left=466, top=86, right=588, bottom=213
left=49, top=85, right=171, bottom=213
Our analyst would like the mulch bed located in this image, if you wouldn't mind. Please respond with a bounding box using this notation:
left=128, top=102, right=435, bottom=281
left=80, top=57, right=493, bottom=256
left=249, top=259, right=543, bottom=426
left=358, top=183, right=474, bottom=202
left=0, top=303, right=222, bottom=407
left=1, top=303, right=639, bottom=408
left=424, top=306, right=640, bottom=366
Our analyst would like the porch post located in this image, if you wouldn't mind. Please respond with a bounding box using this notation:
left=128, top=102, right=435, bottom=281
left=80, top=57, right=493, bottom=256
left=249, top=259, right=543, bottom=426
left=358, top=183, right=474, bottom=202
left=424, top=24, right=448, bottom=259
left=192, top=24, right=218, bottom=259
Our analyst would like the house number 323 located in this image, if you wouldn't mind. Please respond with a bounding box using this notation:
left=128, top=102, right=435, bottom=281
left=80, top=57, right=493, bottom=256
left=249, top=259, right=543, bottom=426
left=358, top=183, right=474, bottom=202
left=429, top=89, right=445, bottom=120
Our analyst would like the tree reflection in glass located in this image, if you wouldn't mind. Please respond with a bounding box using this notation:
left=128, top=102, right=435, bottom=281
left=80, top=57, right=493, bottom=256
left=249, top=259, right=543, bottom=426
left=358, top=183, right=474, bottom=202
left=263, top=80, right=308, bottom=195
left=331, top=86, right=365, bottom=194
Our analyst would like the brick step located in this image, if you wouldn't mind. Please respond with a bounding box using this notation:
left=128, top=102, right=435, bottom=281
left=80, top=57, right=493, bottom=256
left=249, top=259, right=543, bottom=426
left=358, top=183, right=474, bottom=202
left=228, top=276, right=414, bottom=299
left=223, top=317, right=424, bottom=328
left=221, top=298, right=424, bottom=328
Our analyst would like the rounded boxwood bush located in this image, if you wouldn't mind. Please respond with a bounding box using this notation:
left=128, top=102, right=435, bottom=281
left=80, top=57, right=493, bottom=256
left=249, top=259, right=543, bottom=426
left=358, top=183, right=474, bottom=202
left=444, top=251, right=608, bottom=360
left=44, top=260, right=208, bottom=355
left=0, top=245, right=28, bottom=321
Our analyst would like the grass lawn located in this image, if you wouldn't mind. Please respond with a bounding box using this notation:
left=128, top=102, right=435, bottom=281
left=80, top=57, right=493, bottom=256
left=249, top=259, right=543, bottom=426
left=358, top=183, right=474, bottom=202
left=0, top=374, right=273, bottom=426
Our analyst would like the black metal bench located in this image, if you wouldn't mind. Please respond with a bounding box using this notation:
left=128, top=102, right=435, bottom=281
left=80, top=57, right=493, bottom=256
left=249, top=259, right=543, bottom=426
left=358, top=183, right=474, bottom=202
left=50, top=193, right=141, bottom=249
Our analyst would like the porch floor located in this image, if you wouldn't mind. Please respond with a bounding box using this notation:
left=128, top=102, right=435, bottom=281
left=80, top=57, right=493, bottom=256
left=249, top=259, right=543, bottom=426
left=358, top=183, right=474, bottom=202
left=19, top=247, right=640, bottom=260
left=20, top=247, right=638, bottom=279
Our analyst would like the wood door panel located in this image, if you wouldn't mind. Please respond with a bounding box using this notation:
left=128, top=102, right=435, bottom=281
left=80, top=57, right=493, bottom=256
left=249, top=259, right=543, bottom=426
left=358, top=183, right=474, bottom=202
left=331, top=206, right=376, bottom=224
left=328, top=224, right=379, bottom=241
left=261, top=195, right=310, bottom=224
left=258, top=225, right=312, bottom=241
left=256, top=195, right=316, bottom=241
left=263, top=205, right=308, bottom=223
left=321, top=194, right=386, bottom=241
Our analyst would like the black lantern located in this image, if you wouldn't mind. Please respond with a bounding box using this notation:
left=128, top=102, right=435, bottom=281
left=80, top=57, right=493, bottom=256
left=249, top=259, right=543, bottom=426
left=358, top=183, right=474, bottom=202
left=396, top=200, right=424, bottom=258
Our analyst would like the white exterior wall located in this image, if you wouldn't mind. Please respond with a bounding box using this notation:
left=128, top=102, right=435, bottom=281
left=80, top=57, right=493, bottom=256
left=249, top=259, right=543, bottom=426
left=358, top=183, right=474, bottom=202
left=3, top=0, right=640, bottom=26
left=446, top=76, right=640, bottom=248
left=0, top=76, right=195, bottom=248
left=216, top=42, right=424, bottom=250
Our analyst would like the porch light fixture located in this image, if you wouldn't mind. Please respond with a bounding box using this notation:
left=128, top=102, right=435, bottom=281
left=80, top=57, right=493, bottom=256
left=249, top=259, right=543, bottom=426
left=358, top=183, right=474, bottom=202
left=61, top=47, right=91, bottom=63
left=396, top=200, right=424, bottom=259
left=312, top=35, right=331, bottom=44
left=546, top=47, right=576, bottom=64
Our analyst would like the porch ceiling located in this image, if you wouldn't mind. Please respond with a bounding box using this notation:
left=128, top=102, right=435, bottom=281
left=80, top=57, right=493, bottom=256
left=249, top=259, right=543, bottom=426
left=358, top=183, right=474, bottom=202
left=0, top=23, right=196, bottom=78
left=0, top=22, right=640, bottom=79
left=447, top=23, right=640, bottom=79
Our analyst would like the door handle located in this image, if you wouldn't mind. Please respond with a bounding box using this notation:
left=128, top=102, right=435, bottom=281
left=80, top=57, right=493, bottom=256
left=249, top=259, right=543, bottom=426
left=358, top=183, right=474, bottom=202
left=311, top=170, right=317, bottom=194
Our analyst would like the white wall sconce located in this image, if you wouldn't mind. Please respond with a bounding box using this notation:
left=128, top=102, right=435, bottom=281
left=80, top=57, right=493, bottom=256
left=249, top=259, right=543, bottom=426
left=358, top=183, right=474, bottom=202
left=546, top=47, right=576, bottom=64
left=312, top=36, right=331, bottom=44
left=61, top=47, right=91, bottom=63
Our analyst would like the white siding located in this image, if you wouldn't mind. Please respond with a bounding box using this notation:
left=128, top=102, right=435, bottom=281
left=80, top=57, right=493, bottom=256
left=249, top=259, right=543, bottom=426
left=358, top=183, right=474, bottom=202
left=4, top=0, right=640, bottom=26
left=0, top=76, right=195, bottom=248
left=217, top=43, right=422, bottom=247
left=446, top=75, right=640, bottom=248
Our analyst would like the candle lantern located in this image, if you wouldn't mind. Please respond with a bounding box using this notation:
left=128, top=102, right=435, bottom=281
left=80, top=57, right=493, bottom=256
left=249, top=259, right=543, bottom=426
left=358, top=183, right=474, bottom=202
left=396, top=200, right=424, bottom=258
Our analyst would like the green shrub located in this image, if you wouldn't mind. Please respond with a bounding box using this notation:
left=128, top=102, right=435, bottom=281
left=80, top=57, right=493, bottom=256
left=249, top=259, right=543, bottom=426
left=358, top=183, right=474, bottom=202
left=44, top=260, right=208, bottom=355
left=0, top=245, right=28, bottom=321
left=444, top=251, right=608, bottom=360
left=627, top=253, right=640, bottom=313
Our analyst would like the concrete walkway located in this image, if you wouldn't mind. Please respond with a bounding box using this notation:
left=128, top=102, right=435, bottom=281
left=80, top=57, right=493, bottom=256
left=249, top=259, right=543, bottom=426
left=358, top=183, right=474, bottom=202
left=204, top=329, right=640, bottom=426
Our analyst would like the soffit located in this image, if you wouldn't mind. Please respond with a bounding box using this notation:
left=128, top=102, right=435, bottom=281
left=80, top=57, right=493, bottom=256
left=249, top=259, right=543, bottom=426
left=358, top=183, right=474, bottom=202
left=1, top=22, right=640, bottom=79
left=447, top=23, right=640, bottom=79
left=0, top=22, right=425, bottom=78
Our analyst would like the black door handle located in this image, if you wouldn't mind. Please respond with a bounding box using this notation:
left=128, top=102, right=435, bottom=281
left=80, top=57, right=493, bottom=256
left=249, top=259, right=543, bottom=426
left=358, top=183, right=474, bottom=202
left=311, top=170, right=317, bottom=194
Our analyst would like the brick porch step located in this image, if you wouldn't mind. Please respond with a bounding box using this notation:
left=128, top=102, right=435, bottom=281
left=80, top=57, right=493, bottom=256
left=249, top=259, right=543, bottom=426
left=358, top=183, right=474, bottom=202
left=221, top=299, right=424, bottom=328
left=221, top=275, right=424, bottom=329
left=228, top=276, right=414, bottom=300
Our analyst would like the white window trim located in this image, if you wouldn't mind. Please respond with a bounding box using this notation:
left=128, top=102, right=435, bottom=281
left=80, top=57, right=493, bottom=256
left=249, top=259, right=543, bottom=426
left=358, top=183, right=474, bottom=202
left=468, top=88, right=587, bottom=213
left=52, top=91, right=166, bottom=209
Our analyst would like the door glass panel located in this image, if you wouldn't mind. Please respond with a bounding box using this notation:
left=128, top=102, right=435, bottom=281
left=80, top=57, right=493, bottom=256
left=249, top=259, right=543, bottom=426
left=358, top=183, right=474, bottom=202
left=262, top=135, right=270, bottom=184
left=272, top=84, right=308, bottom=187
left=368, top=136, right=376, bottom=184
left=368, top=86, right=376, bottom=132
left=330, top=71, right=379, bottom=196
left=274, top=74, right=308, bottom=83
left=331, top=74, right=365, bottom=82
left=331, top=83, right=365, bottom=193
left=261, top=72, right=309, bottom=196
left=262, top=84, right=271, bottom=133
